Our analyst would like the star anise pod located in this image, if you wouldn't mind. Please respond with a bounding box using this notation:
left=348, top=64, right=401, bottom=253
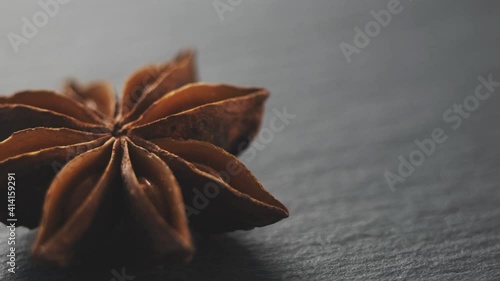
left=0, top=50, right=288, bottom=266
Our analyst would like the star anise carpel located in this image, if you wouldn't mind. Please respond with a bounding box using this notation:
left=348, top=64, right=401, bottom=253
left=0, top=49, right=288, bottom=266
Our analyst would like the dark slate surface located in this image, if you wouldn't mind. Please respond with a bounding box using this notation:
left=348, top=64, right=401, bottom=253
left=1, top=0, right=500, bottom=280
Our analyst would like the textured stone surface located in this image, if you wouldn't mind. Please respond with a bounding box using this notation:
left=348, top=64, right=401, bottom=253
left=1, top=0, right=500, bottom=280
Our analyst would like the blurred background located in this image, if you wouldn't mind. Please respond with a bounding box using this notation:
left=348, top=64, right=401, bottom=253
left=1, top=0, right=500, bottom=280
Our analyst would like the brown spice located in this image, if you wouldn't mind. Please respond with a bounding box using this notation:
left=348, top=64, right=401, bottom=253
left=0, top=49, right=288, bottom=266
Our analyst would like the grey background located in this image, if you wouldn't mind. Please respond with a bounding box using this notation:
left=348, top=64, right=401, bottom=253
left=1, top=0, right=500, bottom=280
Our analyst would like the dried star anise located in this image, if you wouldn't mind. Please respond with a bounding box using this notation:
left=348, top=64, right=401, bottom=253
left=0, top=50, right=288, bottom=266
